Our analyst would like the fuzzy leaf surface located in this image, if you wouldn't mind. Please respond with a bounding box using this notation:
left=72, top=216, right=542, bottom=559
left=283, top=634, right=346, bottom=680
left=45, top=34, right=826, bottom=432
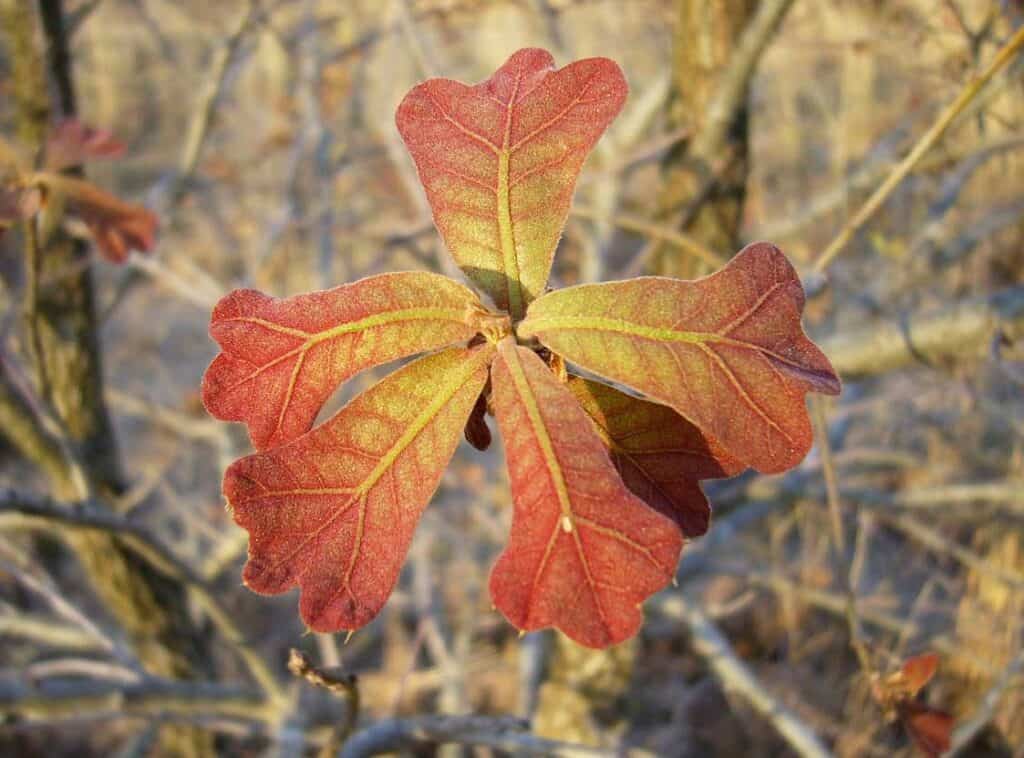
left=225, top=344, right=492, bottom=632
left=203, top=271, right=484, bottom=450
left=519, top=242, right=841, bottom=473
left=568, top=376, right=743, bottom=537
left=489, top=340, right=681, bottom=648
left=396, top=48, right=627, bottom=319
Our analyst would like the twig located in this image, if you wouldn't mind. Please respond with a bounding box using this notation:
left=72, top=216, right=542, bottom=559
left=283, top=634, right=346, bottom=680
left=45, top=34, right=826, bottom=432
left=339, top=714, right=623, bottom=758
left=819, top=285, right=1024, bottom=379
left=811, top=397, right=845, bottom=553
left=812, top=24, right=1024, bottom=273
left=658, top=593, right=832, bottom=758
left=0, top=612, right=109, bottom=652
left=949, top=645, right=1024, bottom=755
left=874, top=511, right=1024, bottom=589
left=685, top=0, right=797, bottom=166
left=0, top=677, right=265, bottom=723
left=0, top=490, right=287, bottom=708
left=170, top=0, right=261, bottom=205
left=288, top=648, right=360, bottom=756
left=570, top=203, right=724, bottom=268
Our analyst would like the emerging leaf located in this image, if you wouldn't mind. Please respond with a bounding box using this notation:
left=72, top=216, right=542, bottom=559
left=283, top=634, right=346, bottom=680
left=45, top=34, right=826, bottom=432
left=225, top=344, right=493, bottom=632
left=899, top=703, right=953, bottom=758
left=45, top=119, right=126, bottom=172
left=396, top=48, right=627, bottom=319
left=519, top=242, right=841, bottom=473
left=568, top=376, right=743, bottom=537
left=203, top=271, right=485, bottom=450
left=489, top=340, right=682, bottom=648
left=872, top=653, right=952, bottom=758
left=33, top=173, right=157, bottom=262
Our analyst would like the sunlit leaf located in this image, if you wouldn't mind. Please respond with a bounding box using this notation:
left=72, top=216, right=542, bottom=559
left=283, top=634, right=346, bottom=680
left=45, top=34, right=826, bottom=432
left=489, top=340, right=682, bottom=648
left=568, top=375, right=743, bottom=537
left=225, top=344, right=493, bottom=632
left=519, top=242, right=841, bottom=473
left=899, top=652, right=940, bottom=696
left=396, top=48, right=627, bottom=319
left=203, top=271, right=486, bottom=450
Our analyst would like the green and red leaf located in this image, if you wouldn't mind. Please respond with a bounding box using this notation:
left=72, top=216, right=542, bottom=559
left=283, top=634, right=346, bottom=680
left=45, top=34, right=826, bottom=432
left=568, top=376, right=743, bottom=538
left=519, top=242, right=841, bottom=473
left=396, top=48, right=627, bottom=320
left=489, top=340, right=682, bottom=648
left=203, top=271, right=485, bottom=450
left=225, top=344, right=493, bottom=632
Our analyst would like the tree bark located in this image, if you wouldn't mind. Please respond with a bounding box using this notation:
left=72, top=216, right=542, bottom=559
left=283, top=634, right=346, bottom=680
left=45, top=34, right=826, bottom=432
left=0, top=3, right=216, bottom=755
left=651, top=0, right=757, bottom=278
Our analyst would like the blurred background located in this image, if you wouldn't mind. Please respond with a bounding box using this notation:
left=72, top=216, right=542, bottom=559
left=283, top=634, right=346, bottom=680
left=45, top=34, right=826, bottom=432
left=1, top=0, right=1023, bottom=756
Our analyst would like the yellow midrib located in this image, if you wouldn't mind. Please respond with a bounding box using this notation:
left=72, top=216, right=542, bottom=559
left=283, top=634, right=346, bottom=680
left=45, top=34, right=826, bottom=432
left=504, top=347, right=573, bottom=521
left=232, top=307, right=472, bottom=345
left=519, top=314, right=710, bottom=344
left=497, top=76, right=524, bottom=321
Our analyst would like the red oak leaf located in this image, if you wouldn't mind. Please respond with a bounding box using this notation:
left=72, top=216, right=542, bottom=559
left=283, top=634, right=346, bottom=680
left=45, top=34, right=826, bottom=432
left=872, top=653, right=953, bottom=758
left=203, top=272, right=485, bottom=450
left=519, top=242, right=841, bottom=473
left=489, top=339, right=683, bottom=648
left=33, top=173, right=157, bottom=262
left=226, top=344, right=493, bottom=632
left=396, top=48, right=627, bottom=320
left=900, top=703, right=953, bottom=758
left=567, top=375, right=743, bottom=537
left=45, top=119, right=126, bottom=172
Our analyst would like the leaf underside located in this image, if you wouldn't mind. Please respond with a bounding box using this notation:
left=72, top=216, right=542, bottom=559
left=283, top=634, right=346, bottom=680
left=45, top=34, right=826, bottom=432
left=489, top=340, right=682, bottom=648
left=520, top=242, right=841, bottom=473
left=203, top=271, right=483, bottom=450
left=225, top=344, right=493, bottom=632
left=568, top=375, right=743, bottom=538
left=396, top=47, right=627, bottom=320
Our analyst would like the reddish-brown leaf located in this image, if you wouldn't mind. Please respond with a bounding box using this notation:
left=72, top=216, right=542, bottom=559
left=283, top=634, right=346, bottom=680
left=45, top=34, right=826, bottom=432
left=45, top=119, right=126, bottom=172
left=34, top=173, right=157, bottom=262
left=899, top=702, right=954, bottom=758
left=900, top=652, right=941, bottom=696
left=519, top=242, right=841, bottom=473
left=225, top=344, right=493, bottom=632
left=396, top=48, right=627, bottom=319
left=567, top=375, right=743, bottom=537
left=463, top=382, right=492, bottom=451
left=203, top=271, right=485, bottom=450
left=489, top=339, right=682, bottom=648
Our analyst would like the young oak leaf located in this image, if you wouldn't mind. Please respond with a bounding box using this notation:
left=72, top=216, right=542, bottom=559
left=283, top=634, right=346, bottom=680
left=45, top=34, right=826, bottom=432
left=567, top=375, right=743, bottom=538
left=489, top=339, right=682, bottom=648
left=872, top=653, right=953, bottom=758
left=31, top=173, right=157, bottom=263
left=396, top=48, right=627, bottom=320
left=518, top=242, right=841, bottom=473
left=203, top=271, right=485, bottom=450
left=225, top=344, right=493, bottom=632
left=45, top=119, right=126, bottom=172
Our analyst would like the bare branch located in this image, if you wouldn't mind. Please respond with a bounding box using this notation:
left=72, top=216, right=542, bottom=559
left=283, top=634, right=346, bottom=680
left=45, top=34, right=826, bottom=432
left=813, top=24, right=1024, bottom=273
left=0, top=490, right=287, bottom=707
left=819, top=285, right=1024, bottom=379
left=339, top=714, right=628, bottom=758
left=658, top=593, right=831, bottom=758
left=0, top=677, right=265, bottom=724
